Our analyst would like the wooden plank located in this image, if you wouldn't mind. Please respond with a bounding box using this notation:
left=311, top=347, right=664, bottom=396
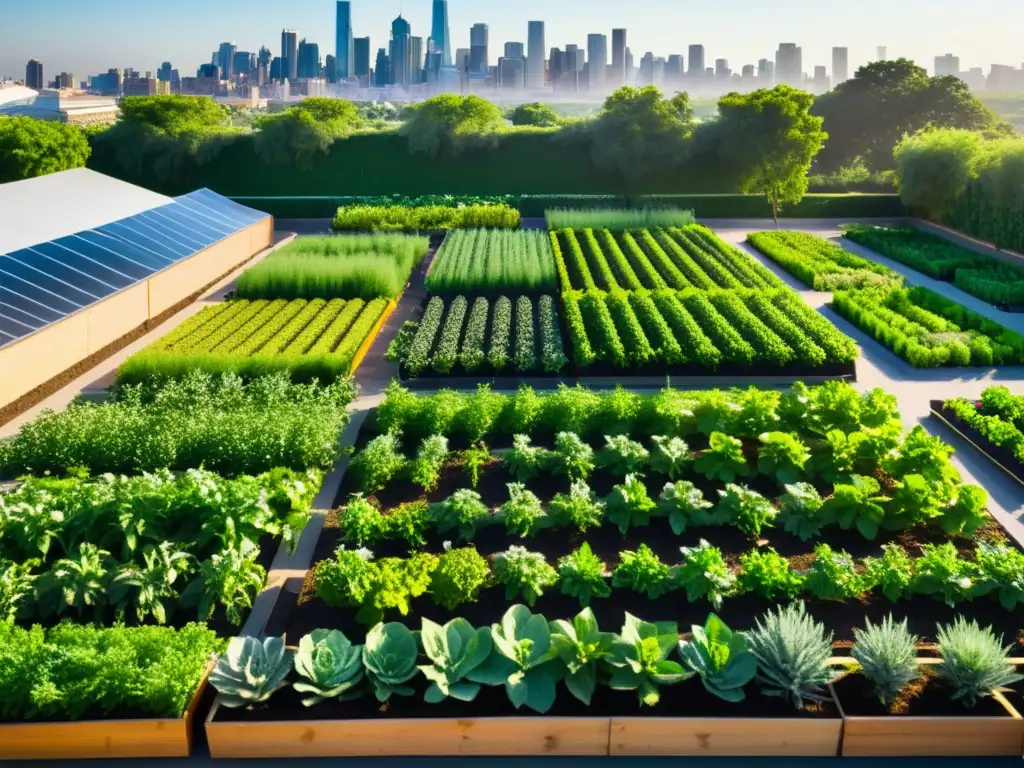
left=608, top=717, right=842, bottom=756
left=0, top=718, right=190, bottom=760
left=206, top=716, right=611, bottom=758
left=841, top=716, right=1024, bottom=757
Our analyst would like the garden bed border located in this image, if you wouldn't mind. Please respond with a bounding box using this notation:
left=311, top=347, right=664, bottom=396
left=929, top=399, right=1024, bottom=488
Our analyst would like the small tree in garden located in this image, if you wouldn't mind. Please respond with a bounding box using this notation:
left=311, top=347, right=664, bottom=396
left=717, top=85, right=827, bottom=224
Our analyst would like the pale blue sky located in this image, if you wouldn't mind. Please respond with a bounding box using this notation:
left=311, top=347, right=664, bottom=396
left=2, top=0, right=1021, bottom=81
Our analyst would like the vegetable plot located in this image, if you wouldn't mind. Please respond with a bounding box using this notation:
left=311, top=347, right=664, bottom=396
left=747, top=231, right=900, bottom=291
left=426, top=229, right=558, bottom=294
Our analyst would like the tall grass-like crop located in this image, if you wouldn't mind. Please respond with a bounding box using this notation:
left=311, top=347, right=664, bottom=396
left=426, top=229, right=558, bottom=293
left=546, top=208, right=695, bottom=230
left=332, top=204, right=520, bottom=232
left=236, top=235, right=429, bottom=300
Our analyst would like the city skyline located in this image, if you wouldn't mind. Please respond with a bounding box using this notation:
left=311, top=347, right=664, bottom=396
left=2, top=0, right=1021, bottom=82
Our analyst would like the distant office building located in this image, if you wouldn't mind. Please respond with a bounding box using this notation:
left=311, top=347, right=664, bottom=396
left=935, top=54, right=960, bottom=77
left=335, top=1, right=353, bottom=79
left=611, top=28, right=627, bottom=83
left=639, top=52, right=655, bottom=84
left=832, top=47, right=848, bottom=85
left=326, top=55, right=338, bottom=83
left=455, top=47, right=470, bottom=73
left=54, top=72, right=75, bottom=89
left=270, top=57, right=282, bottom=81
left=775, top=43, right=802, bottom=86
left=89, top=68, right=122, bottom=96
left=503, top=41, right=524, bottom=59
left=470, top=23, right=489, bottom=74
left=157, top=62, right=172, bottom=82
left=742, top=64, right=755, bottom=79
left=499, top=55, right=525, bottom=88
left=123, top=77, right=158, bottom=96
left=25, top=59, right=43, bottom=89
left=431, top=0, right=452, bottom=67
left=257, top=47, right=272, bottom=85
left=197, top=63, right=219, bottom=79
left=666, top=54, right=683, bottom=82
left=354, top=37, right=371, bottom=84
left=298, top=39, right=320, bottom=79
left=527, top=21, right=545, bottom=88
left=876, top=46, right=887, bottom=61
left=961, top=66, right=985, bottom=90
left=625, top=47, right=634, bottom=82
left=715, top=59, right=730, bottom=78
left=218, top=42, right=236, bottom=79
left=758, top=58, right=774, bottom=82
left=987, top=63, right=1024, bottom=91
left=389, top=16, right=412, bottom=86
left=425, top=50, right=443, bottom=82
left=410, top=37, right=424, bottom=83
left=587, top=33, right=608, bottom=91
left=374, top=49, right=390, bottom=86
left=688, top=45, right=705, bottom=78
left=813, top=65, right=829, bottom=91
left=281, top=30, right=299, bottom=80
left=232, top=51, right=252, bottom=79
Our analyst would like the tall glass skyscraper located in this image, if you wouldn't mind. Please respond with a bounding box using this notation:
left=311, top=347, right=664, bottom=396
left=281, top=29, right=298, bottom=80
left=469, top=23, right=489, bottom=75
left=431, top=0, right=452, bottom=67
left=611, top=29, right=627, bottom=83
left=336, top=1, right=353, bottom=79
left=389, top=16, right=412, bottom=86
left=527, top=21, right=545, bottom=88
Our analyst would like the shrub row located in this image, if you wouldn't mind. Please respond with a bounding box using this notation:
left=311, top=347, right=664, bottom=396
left=332, top=204, right=520, bottom=232
left=747, top=230, right=901, bottom=291
left=945, top=388, right=1024, bottom=463
left=426, top=229, right=557, bottom=293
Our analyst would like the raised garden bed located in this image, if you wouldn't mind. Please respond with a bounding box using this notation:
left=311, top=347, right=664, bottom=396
left=931, top=395, right=1024, bottom=487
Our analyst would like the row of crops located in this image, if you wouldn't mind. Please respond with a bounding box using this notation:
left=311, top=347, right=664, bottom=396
left=747, top=230, right=1024, bottom=369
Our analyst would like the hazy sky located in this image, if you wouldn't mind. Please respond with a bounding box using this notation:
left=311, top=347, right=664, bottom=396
left=2, top=0, right=1021, bottom=81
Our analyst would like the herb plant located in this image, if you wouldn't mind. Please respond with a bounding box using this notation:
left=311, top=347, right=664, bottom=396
left=658, top=481, right=718, bottom=535
left=851, top=615, right=919, bottom=707
left=557, top=543, right=611, bottom=607
left=547, top=480, right=605, bottom=531
left=612, top=543, right=674, bottom=600
left=864, top=544, right=914, bottom=602
left=430, top=545, right=491, bottom=610
left=350, top=433, right=406, bottom=493
left=804, top=544, right=867, bottom=601
left=461, top=442, right=492, bottom=489
left=605, top=474, right=658, bottom=534
left=340, top=495, right=384, bottom=547
left=716, top=484, right=777, bottom=538
left=746, top=602, right=834, bottom=710
left=649, top=435, right=691, bottom=480
left=738, top=548, right=804, bottom=599
left=550, top=432, right=595, bottom=480
left=598, top=435, right=649, bottom=476
left=504, top=434, right=548, bottom=483
left=937, top=617, right=1023, bottom=708
left=428, top=489, right=491, bottom=542
left=500, top=483, right=546, bottom=538
left=693, top=432, right=749, bottom=483
left=410, top=435, right=449, bottom=492
left=777, top=483, right=825, bottom=541
left=492, top=546, right=558, bottom=606
left=677, top=540, right=737, bottom=610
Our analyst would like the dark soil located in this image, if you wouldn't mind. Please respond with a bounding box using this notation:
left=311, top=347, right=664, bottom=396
left=833, top=667, right=1014, bottom=718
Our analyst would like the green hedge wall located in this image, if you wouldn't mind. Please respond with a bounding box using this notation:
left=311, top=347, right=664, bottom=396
left=943, top=181, right=1024, bottom=254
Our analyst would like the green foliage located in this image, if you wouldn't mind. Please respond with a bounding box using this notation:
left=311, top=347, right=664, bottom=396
left=866, top=544, right=915, bottom=602
left=607, top=613, right=692, bottom=706
left=748, top=230, right=900, bottom=291
left=430, top=546, right=491, bottom=611
left=659, top=480, right=718, bottom=535
left=804, top=544, right=868, bottom=601
left=254, top=100, right=361, bottom=166
left=211, top=635, right=293, bottom=708
left=937, top=617, right=1023, bottom=708
left=509, top=102, right=562, bottom=127
left=492, top=546, right=558, bottom=606
left=557, top=543, right=611, bottom=607
left=716, top=484, right=777, bottom=538
left=851, top=616, right=919, bottom=707
left=428, top=489, right=490, bottom=542
left=738, top=548, right=804, bottom=599
left=460, top=442, right=491, bottom=489
left=504, top=434, right=548, bottom=483
left=679, top=614, right=758, bottom=702
left=823, top=475, right=890, bottom=540
left=363, top=622, right=419, bottom=702
left=546, top=208, right=695, bottom=230
left=604, top=474, right=658, bottom=534
left=649, top=435, right=691, bottom=480
left=340, top=495, right=384, bottom=547
left=410, top=435, right=449, bottom=493
left=942, top=485, right=990, bottom=537
left=426, top=229, right=557, bottom=293
left=547, top=480, right=605, bottom=531
left=972, top=542, right=1024, bottom=611
left=550, top=432, right=595, bottom=480
left=315, top=547, right=437, bottom=625
left=400, top=94, right=506, bottom=158
left=0, top=116, right=91, bottom=182
left=612, top=543, right=674, bottom=600
left=549, top=608, right=617, bottom=705
left=911, top=543, right=976, bottom=607
left=693, top=432, right=749, bottom=483
left=350, top=433, right=406, bottom=493
left=293, top=629, right=365, bottom=706
left=677, top=540, right=737, bottom=610
left=598, top=435, right=650, bottom=476
left=777, top=483, right=826, bottom=541
left=747, top=602, right=834, bottom=710
left=418, top=617, right=493, bottom=703
left=332, top=203, right=520, bottom=232
left=757, top=432, right=810, bottom=484
left=500, top=483, right=546, bottom=538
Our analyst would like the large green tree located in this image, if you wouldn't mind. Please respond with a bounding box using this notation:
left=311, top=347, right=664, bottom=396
left=587, top=86, right=695, bottom=180
left=0, top=116, right=91, bottom=183
left=813, top=59, right=1007, bottom=173
left=717, top=85, right=827, bottom=222
left=254, top=98, right=361, bottom=165
left=399, top=94, right=505, bottom=158
left=508, top=102, right=561, bottom=127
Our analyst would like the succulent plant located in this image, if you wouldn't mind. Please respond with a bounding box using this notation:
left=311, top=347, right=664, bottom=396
left=679, top=614, right=757, bottom=702
left=292, top=629, right=365, bottom=707
left=746, top=602, right=833, bottom=710
left=362, top=621, right=420, bottom=702
left=210, top=635, right=293, bottom=709
left=418, top=617, right=493, bottom=703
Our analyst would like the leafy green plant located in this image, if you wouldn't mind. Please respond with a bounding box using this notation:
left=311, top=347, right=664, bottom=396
left=549, top=607, right=617, bottom=705
left=598, top=435, right=649, bottom=476
left=180, top=540, right=265, bottom=626
left=658, top=481, right=718, bottom=534
left=430, top=545, right=491, bottom=611
left=937, top=617, right=1023, bottom=708
left=547, top=480, right=605, bottom=531
left=503, top=434, right=549, bottom=483
left=550, top=432, right=595, bottom=480
left=500, top=483, right=546, bottom=538
left=34, top=542, right=111, bottom=619
left=350, top=433, right=406, bottom=493
left=293, top=629, right=365, bottom=706
left=973, top=541, right=1024, bottom=610
left=108, top=542, right=193, bottom=625
left=607, top=613, right=692, bottom=707
left=757, top=431, right=810, bottom=484
left=746, top=602, right=834, bottom=710
left=716, top=484, right=777, bottom=538
left=0, top=560, right=35, bottom=622
left=693, top=432, right=749, bottom=483
left=339, top=494, right=384, bottom=547
left=418, top=617, right=493, bottom=703
left=612, top=543, right=674, bottom=600
left=469, top=604, right=564, bottom=714
left=461, top=442, right=492, bottom=489
left=492, top=546, right=558, bottom=606
left=679, top=614, right=758, bottom=702
left=649, top=435, right=691, bottom=480
left=823, top=475, right=889, bottom=540
left=428, top=489, right=491, bottom=542
left=363, top=622, right=419, bottom=702
left=315, top=547, right=437, bottom=625
left=677, top=540, right=737, bottom=610
left=605, top=474, right=658, bottom=534
left=805, top=544, right=867, bottom=601
left=851, top=615, right=919, bottom=707
left=557, top=543, right=611, bottom=607
left=777, top=483, right=826, bottom=541
left=410, top=435, right=449, bottom=492
left=210, top=636, right=293, bottom=708
left=941, top=484, right=989, bottom=537
left=315, top=546, right=377, bottom=608
left=383, top=501, right=429, bottom=547
left=865, top=544, right=915, bottom=602
left=738, top=548, right=804, bottom=599
left=911, top=542, right=976, bottom=607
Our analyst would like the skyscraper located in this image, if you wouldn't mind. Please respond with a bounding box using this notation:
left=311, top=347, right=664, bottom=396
left=410, top=37, right=424, bottom=84
left=232, top=51, right=252, bottom=80
left=587, top=33, right=608, bottom=92
left=775, top=43, right=802, bottom=86
left=218, top=42, right=236, bottom=79
left=297, top=39, right=320, bottom=79
left=527, top=21, right=545, bottom=89
left=470, top=23, right=489, bottom=75
left=354, top=37, right=371, bottom=84
left=757, top=58, right=773, bottom=82
left=832, top=47, right=849, bottom=85
left=624, top=47, right=634, bottom=83
left=326, top=55, right=338, bottom=83
left=158, top=62, right=173, bottom=82
left=687, top=45, right=705, bottom=77
left=935, top=54, right=960, bottom=77
left=257, top=47, right=272, bottom=84
left=389, top=16, right=412, bottom=86
left=876, top=46, right=887, bottom=61
left=505, top=42, right=525, bottom=59
left=431, top=0, right=452, bottom=67
left=611, top=29, right=627, bottom=83
left=281, top=30, right=298, bottom=80
left=336, top=2, right=354, bottom=79
left=374, top=49, right=389, bottom=87
left=25, top=59, right=43, bottom=89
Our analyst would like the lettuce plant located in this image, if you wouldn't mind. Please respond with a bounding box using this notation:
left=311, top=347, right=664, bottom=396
left=649, top=435, right=691, bottom=480
left=822, top=475, right=889, bottom=540
left=549, top=608, right=616, bottom=705
left=911, top=542, right=976, bottom=607
left=864, top=544, right=914, bottom=602
left=500, top=483, right=546, bottom=538
left=738, top=548, right=804, bottom=599
left=973, top=541, right=1024, bottom=611
left=211, top=636, right=293, bottom=708
left=607, top=613, right=692, bottom=707
left=693, top=432, right=749, bottom=483
left=776, top=483, right=825, bottom=541
left=339, top=494, right=384, bottom=547
left=428, top=489, right=491, bottom=542
left=557, top=542, right=611, bottom=607
left=804, top=544, right=867, bottom=601
left=757, top=431, right=810, bottom=484
left=492, top=546, right=557, bottom=606
left=677, top=540, right=737, bottom=610
left=605, top=474, right=657, bottom=534
left=383, top=500, right=428, bottom=547
left=658, top=481, right=717, bottom=535
left=597, top=435, right=649, bottom=476
left=547, top=480, right=605, bottom=531
left=612, top=543, right=674, bottom=600
left=363, top=622, right=419, bottom=702
left=418, top=617, right=493, bottom=703
left=679, top=614, right=757, bottom=702
left=941, top=484, right=989, bottom=537
left=293, top=629, right=365, bottom=706
left=430, top=545, right=491, bottom=611
left=716, top=484, right=777, bottom=538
